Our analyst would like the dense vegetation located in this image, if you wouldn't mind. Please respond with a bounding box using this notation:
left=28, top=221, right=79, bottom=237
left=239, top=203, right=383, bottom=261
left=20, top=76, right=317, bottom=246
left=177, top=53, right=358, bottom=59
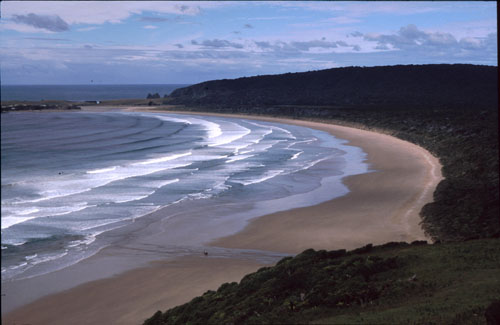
left=147, top=93, right=161, bottom=99
left=1, top=102, right=81, bottom=112
left=144, top=239, right=500, bottom=324
left=170, top=64, right=497, bottom=110
left=165, top=64, right=499, bottom=242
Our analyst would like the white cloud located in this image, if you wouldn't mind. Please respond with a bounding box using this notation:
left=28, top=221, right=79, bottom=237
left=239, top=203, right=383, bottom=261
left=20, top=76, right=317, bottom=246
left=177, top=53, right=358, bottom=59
left=359, top=24, right=497, bottom=63
left=438, top=18, right=498, bottom=39
left=1, top=1, right=205, bottom=27
left=459, top=37, right=482, bottom=50
left=1, top=1, right=496, bottom=84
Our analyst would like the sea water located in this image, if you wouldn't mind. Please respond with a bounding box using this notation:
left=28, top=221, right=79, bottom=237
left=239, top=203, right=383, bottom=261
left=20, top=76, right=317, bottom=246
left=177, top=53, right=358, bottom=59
left=1, top=84, right=189, bottom=101
left=1, top=111, right=369, bottom=282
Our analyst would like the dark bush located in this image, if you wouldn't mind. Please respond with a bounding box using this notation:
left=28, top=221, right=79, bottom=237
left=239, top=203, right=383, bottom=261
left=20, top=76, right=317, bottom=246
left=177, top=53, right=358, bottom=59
left=147, top=93, right=160, bottom=99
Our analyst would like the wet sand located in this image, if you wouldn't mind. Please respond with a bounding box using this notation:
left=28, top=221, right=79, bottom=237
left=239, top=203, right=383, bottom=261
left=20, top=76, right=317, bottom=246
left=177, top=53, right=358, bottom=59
left=2, top=108, right=442, bottom=325
left=3, top=256, right=266, bottom=325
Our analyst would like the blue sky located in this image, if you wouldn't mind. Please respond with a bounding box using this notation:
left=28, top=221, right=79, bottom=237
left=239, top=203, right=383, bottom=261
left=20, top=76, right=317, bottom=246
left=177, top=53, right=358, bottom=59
left=0, top=1, right=497, bottom=85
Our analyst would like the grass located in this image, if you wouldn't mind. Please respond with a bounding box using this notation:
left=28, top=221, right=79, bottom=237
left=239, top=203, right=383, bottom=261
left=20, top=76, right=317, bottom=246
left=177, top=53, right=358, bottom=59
left=144, top=239, right=500, bottom=324
left=314, top=241, right=500, bottom=324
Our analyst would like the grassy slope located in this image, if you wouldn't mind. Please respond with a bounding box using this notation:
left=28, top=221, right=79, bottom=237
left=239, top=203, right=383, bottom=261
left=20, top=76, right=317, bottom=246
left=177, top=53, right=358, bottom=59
left=144, top=239, right=500, bottom=324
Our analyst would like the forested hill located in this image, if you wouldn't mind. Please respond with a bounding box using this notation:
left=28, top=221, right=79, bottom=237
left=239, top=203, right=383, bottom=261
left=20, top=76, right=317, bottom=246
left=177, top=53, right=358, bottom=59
left=170, top=64, right=497, bottom=109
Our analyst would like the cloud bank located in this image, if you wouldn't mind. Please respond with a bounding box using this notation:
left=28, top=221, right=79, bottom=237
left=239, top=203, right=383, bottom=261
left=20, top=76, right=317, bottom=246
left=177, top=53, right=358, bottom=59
left=13, top=13, right=70, bottom=32
left=0, top=2, right=496, bottom=84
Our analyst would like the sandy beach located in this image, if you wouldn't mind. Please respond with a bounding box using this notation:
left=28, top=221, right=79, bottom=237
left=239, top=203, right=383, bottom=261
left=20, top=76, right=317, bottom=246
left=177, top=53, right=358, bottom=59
left=2, top=108, right=443, bottom=325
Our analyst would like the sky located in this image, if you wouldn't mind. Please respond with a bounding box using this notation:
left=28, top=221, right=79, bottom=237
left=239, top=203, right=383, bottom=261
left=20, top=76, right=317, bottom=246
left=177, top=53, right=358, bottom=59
left=0, top=1, right=497, bottom=85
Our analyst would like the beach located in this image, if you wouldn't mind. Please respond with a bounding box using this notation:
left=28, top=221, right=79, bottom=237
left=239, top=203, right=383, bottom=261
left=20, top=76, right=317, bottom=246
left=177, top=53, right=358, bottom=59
left=2, top=108, right=442, bottom=325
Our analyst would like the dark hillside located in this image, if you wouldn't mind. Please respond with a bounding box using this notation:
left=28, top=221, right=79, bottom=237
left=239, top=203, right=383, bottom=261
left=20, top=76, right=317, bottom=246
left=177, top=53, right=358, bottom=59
left=170, top=64, right=497, bottom=109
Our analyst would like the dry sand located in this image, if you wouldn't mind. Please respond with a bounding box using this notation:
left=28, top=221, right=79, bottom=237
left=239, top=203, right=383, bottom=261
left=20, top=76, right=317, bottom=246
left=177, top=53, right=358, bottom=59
left=2, top=108, right=443, bottom=325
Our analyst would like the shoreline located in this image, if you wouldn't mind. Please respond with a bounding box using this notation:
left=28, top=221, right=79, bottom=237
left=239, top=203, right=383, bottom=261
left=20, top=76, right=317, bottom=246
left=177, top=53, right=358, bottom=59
left=2, top=107, right=443, bottom=325
left=122, top=107, right=442, bottom=250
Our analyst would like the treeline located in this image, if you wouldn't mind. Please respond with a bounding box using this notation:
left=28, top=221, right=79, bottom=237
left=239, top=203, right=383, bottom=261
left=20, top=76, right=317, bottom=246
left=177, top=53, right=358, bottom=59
left=146, top=93, right=166, bottom=99
left=1, top=103, right=81, bottom=112
left=166, top=64, right=499, bottom=242
left=144, top=239, right=500, bottom=324
left=170, top=64, right=497, bottom=110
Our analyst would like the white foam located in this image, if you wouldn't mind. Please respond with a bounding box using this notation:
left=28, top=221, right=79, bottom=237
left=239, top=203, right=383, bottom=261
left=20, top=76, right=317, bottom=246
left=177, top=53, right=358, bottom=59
left=132, top=152, right=192, bottom=166
left=20, top=191, right=89, bottom=204
left=1, top=216, right=40, bottom=229
left=188, top=192, right=212, bottom=200
left=212, top=176, right=231, bottom=192
left=159, top=115, right=222, bottom=139
left=1, top=203, right=93, bottom=229
left=299, top=157, right=330, bottom=171
left=187, top=117, right=222, bottom=139
left=207, top=122, right=251, bottom=147
left=248, top=121, right=296, bottom=139
left=86, top=166, right=118, bottom=174
left=113, top=193, right=155, bottom=204
left=11, top=241, right=27, bottom=246
left=286, top=138, right=316, bottom=149
left=10, top=262, right=28, bottom=270
left=233, top=169, right=284, bottom=186
left=9, top=158, right=192, bottom=209
left=251, top=140, right=280, bottom=153
left=15, top=207, right=40, bottom=216
left=185, top=154, right=229, bottom=162
left=25, top=254, right=38, bottom=260
left=157, top=178, right=180, bottom=187
left=67, top=234, right=97, bottom=248
left=228, top=128, right=271, bottom=154
left=112, top=179, right=178, bottom=203
left=30, top=251, right=69, bottom=266
left=225, top=154, right=255, bottom=163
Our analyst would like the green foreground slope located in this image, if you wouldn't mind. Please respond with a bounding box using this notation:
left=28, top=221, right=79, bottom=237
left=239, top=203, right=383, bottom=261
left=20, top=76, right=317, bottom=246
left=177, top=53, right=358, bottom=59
left=145, top=239, right=500, bottom=324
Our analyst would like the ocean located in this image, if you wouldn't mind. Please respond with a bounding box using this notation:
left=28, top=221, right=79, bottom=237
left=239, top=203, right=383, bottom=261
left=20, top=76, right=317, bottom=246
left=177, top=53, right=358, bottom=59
left=1, top=84, right=190, bottom=102
left=1, top=108, right=369, bottom=282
